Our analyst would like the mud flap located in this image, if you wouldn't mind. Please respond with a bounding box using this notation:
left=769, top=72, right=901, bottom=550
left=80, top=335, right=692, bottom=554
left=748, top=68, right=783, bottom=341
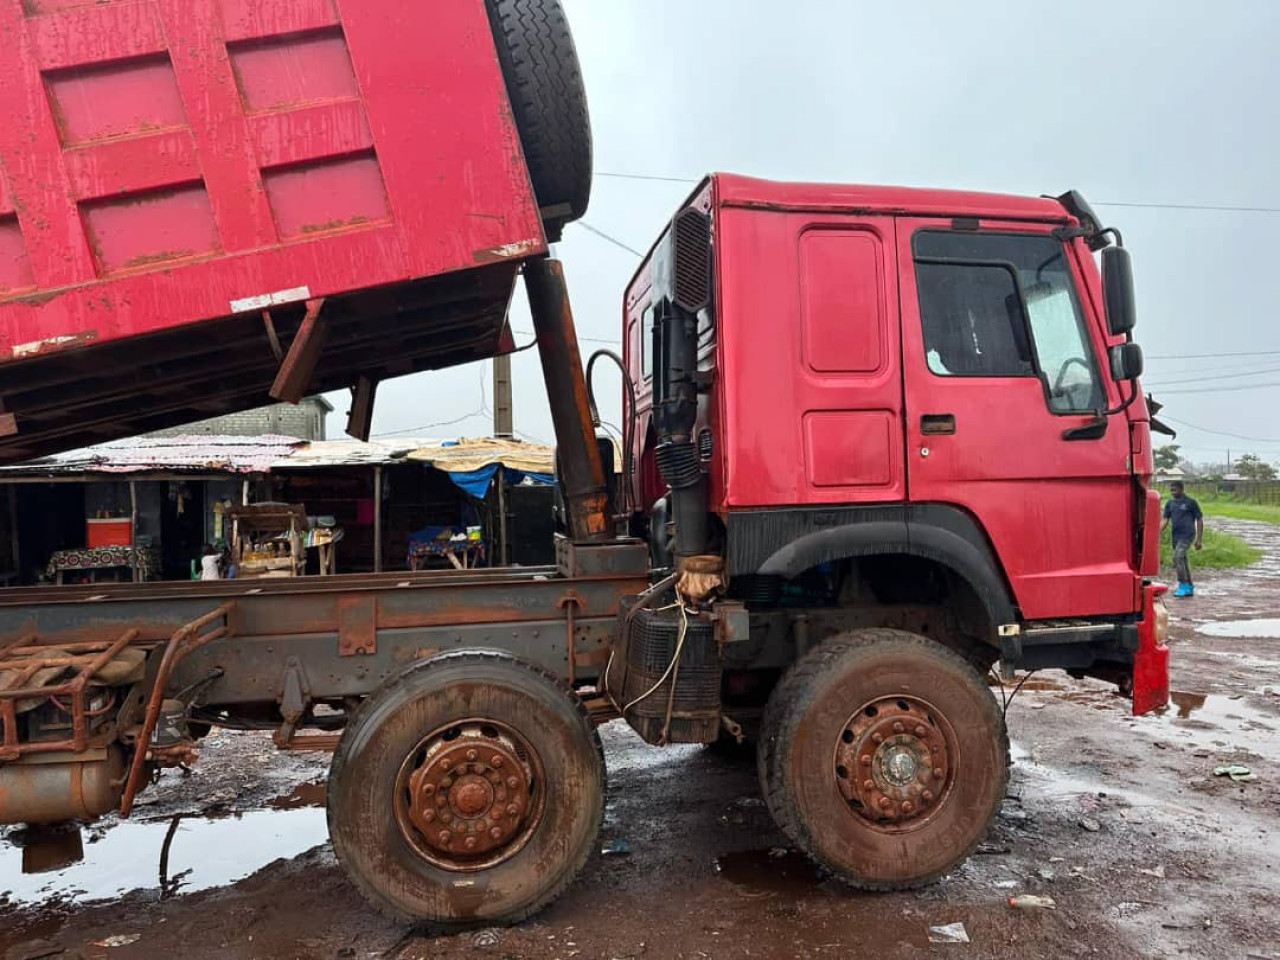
left=1131, top=582, right=1170, bottom=716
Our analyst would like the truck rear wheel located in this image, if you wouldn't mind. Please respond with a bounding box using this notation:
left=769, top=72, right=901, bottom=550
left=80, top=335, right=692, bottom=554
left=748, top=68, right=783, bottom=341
left=758, top=629, right=1008, bottom=889
left=328, top=650, right=604, bottom=925
left=485, top=0, right=593, bottom=237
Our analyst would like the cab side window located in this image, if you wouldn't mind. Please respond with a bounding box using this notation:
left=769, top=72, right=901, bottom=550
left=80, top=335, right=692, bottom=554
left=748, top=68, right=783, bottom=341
left=913, top=231, right=1104, bottom=414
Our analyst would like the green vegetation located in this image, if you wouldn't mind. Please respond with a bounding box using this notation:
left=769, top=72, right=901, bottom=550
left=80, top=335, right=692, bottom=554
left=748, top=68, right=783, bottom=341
left=1197, top=497, right=1280, bottom=525
left=1159, top=526, right=1262, bottom=570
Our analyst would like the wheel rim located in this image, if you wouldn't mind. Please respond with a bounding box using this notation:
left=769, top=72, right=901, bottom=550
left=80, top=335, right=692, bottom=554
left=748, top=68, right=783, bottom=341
left=833, top=695, right=957, bottom=833
left=394, top=719, right=545, bottom=872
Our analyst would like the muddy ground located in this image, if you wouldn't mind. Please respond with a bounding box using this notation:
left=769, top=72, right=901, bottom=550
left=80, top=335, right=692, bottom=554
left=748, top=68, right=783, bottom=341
left=2, top=518, right=1278, bottom=960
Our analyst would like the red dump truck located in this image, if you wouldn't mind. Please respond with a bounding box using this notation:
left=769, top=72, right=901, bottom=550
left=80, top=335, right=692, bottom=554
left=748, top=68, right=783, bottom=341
left=0, top=0, right=1169, bottom=926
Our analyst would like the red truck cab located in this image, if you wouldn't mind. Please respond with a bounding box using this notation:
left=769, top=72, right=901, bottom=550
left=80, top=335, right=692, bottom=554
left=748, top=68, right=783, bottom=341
left=624, top=174, right=1168, bottom=715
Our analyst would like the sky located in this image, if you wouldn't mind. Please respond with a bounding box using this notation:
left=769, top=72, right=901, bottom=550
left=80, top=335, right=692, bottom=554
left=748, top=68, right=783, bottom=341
left=327, top=0, right=1280, bottom=468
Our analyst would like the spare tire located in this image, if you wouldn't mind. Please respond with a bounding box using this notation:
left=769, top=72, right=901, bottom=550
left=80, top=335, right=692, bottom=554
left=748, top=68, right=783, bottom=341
left=485, top=0, right=593, bottom=239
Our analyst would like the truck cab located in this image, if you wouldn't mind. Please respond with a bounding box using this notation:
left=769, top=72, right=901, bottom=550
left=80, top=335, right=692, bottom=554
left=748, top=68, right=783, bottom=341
left=623, top=174, right=1167, bottom=717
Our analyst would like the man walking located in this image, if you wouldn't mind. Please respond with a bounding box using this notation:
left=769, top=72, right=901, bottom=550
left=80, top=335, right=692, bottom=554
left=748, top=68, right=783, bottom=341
left=1161, top=481, right=1203, bottom=598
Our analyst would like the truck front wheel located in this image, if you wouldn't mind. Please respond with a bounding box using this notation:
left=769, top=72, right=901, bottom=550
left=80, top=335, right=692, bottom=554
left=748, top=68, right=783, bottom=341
left=328, top=650, right=604, bottom=925
left=758, top=629, right=1008, bottom=889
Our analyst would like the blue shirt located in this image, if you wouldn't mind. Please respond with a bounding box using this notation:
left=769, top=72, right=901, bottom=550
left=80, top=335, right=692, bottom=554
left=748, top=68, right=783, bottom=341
left=1163, top=495, right=1202, bottom=545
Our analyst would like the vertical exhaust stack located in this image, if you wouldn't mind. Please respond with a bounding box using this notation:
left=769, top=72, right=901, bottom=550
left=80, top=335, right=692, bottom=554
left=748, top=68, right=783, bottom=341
left=525, top=257, right=610, bottom=543
left=650, top=209, right=722, bottom=602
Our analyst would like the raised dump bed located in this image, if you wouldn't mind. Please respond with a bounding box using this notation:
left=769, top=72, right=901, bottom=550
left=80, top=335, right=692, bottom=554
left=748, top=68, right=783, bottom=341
left=0, top=0, right=592, bottom=462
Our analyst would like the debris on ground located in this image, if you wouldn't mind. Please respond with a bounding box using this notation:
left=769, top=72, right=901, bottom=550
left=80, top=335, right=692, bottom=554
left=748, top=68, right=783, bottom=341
left=1139, top=865, right=1166, bottom=878
left=1008, top=895, right=1057, bottom=911
left=1213, top=764, right=1257, bottom=782
left=601, top=839, right=631, bottom=856
left=472, top=929, right=502, bottom=948
left=928, top=922, right=970, bottom=944
left=768, top=847, right=788, bottom=859
left=92, top=934, right=142, bottom=947
left=976, top=843, right=1011, bottom=855
left=1078, top=817, right=1102, bottom=832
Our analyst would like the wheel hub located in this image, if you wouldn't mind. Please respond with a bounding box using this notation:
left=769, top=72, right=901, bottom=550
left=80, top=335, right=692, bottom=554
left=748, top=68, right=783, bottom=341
left=397, top=721, right=541, bottom=870
left=835, top=696, right=953, bottom=828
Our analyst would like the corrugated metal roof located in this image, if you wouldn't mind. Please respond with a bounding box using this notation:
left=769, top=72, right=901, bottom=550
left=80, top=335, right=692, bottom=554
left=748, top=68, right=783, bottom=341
left=0, top=435, right=305, bottom=476
left=0, top=435, right=556, bottom=477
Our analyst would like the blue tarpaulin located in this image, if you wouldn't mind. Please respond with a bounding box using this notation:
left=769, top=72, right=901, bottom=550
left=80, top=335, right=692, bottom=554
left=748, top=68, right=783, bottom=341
left=444, top=465, right=554, bottom=499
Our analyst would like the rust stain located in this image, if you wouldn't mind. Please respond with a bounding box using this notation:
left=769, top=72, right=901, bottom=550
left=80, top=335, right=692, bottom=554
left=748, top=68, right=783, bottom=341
left=471, top=237, right=542, bottom=265
left=10, top=329, right=97, bottom=359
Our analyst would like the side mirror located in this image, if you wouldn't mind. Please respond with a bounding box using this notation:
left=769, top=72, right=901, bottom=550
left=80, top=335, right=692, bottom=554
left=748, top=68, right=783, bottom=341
left=1110, top=342, right=1143, bottom=381
left=1101, top=246, right=1136, bottom=336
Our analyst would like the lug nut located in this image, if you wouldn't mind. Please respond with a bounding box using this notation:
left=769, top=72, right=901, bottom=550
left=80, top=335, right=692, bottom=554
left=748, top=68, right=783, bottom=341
left=490, top=827, right=503, bottom=840
left=435, top=795, right=447, bottom=807
left=860, top=755, right=872, bottom=767
left=878, top=797, right=892, bottom=810
left=922, top=789, right=934, bottom=801
left=491, top=755, right=504, bottom=768
left=507, top=776, right=519, bottom=789
left=466, top=749, right=478, bottom=762
left=438, top=830, right=452, bottom=845
left=862, top=779, right=875, bottom=791
left=506, top=803, right=519, bottom=816
left=440, top=759, right=452, bottom=771
left=892, top=721, right=904, bottom=734
left=872, top=733, right=883, bottom=744
left=914, top=725, right=927, bottom=737
left=464, top=837, right=477, bottom=850
left=423, top=810, right=435, bottom=822
left=422, top=783, right=436, bottom=796
left=933, top=767, right=944, bottom=779
left=901, top=801, right=914, bottom=814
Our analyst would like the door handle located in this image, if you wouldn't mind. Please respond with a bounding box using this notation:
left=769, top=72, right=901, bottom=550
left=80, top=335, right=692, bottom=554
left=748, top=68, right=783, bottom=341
left=921, top=414, right=956, bottom=435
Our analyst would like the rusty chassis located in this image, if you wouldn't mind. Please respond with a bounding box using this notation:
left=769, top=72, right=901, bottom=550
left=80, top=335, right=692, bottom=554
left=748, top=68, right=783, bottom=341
left=0, top=543, right=648, bottom=816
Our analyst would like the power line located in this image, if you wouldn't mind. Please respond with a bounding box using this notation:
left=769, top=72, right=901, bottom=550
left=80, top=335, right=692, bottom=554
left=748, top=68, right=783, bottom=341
left=1147, top=350, right=1280, bottom=361
left=1096, top=200, right=1280, bottom=215
left=576, top=220, right=646, bottom=258
left=373, top=408, right=488, bottom=438
left=1158, top=415, right=1280, bottom=445
left=1144, top=365, right=1280, bottom=388
left=597, top=171, right=699, bottom=184
left=1154, top=380, right=1280, bottom=396
left=512, top=329, right=620, bottom=346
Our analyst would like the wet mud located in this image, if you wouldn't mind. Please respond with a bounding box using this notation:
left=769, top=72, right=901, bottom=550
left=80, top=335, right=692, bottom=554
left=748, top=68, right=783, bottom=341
left=0, top=516, right=1277, bottom=959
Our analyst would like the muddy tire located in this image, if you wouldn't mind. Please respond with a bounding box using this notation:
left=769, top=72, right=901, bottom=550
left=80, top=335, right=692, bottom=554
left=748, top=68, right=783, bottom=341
left=485, top=0, right=592, bottom=237
left=758, top=629, right=1008, bottom=889
left=328, top=650, right=604, bottom=925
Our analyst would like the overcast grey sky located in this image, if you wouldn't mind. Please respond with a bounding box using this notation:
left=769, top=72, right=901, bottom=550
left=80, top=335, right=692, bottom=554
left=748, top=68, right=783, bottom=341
left=328, top=0, right=1280, bottom=467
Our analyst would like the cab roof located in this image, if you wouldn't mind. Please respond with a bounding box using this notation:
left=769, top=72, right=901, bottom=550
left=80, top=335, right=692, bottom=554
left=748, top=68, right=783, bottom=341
left=712, top=172, right=1072, bottom=223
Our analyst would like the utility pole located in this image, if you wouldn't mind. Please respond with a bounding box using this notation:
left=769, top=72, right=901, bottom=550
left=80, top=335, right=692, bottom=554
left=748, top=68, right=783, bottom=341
left=492, top=354, right=514, bottom=440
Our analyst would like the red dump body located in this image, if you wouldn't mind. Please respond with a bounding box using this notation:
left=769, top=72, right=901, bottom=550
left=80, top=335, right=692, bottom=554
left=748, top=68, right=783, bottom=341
left=0, top=0, right=545, bottom=461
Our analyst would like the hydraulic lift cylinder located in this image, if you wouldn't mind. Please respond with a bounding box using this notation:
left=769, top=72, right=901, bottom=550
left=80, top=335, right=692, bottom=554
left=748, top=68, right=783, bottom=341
left=525, top=258, right=610, bottom=543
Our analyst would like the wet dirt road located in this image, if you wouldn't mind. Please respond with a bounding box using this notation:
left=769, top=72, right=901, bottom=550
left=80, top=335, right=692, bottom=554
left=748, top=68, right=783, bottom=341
left=2, top=519, right=1278, bottom=960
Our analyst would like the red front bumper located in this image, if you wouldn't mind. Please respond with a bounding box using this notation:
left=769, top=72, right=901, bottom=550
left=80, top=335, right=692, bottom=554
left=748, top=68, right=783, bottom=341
left=1132, top=581, right=1170, bottom=716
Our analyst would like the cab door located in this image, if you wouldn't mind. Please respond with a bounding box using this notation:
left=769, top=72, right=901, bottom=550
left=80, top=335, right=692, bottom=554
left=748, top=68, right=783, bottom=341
left=897, top=220, right=1134, bottom=620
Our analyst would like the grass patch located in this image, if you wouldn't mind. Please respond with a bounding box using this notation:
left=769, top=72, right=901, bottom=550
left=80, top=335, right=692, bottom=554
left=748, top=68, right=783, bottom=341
left=1159, top=526, right=1262, bottom=570
left=1197, top=497, right=1280, bottom=525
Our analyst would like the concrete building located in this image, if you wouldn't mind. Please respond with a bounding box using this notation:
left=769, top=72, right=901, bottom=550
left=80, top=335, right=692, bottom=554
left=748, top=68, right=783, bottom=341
left=149, top=397, right=332, bottom=442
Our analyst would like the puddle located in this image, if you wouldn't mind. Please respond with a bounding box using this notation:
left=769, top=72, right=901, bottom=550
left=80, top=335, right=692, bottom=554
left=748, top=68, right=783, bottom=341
left=1143, top=693, right=1279, bottom=758
left=1197, top=618, right=1280, bottom=638
left=0, top=806, right=328, bottom=905
left=714, top=848, right=827, bottom=898
left=270, top=780, right=328, bottom=810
